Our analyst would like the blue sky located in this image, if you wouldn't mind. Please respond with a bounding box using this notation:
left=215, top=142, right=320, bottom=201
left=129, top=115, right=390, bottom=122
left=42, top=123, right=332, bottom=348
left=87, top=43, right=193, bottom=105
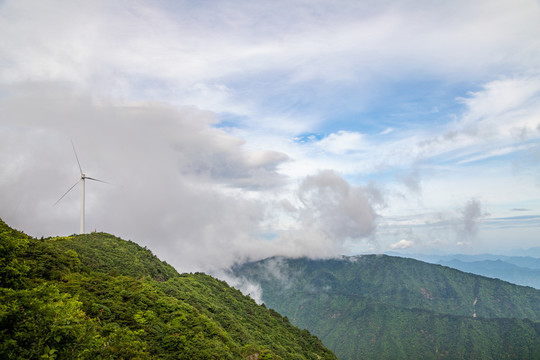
left=0, top=0, right=539, bottom=272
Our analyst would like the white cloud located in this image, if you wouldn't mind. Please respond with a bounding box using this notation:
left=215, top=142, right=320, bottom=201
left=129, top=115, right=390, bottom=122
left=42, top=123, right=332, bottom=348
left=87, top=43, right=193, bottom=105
left=0, top=86, right=390, bottom=272
left=1, top=0, right=539, bottom=112
left=379, top=128, right=395, bottom=135
left=317, top=131, right=367, bottom=155
left=457, top=143, right=537, bottom=164
left=457, top=75, right=540, bottom=137
left=295, top=170, right=383, bottom=243
left=1, top=0, right=540, bottom=269
left=391, top=239, right=414, bottom=249
left=0, top=86, right=289, bottom=272
left=455, top=199, right=486, bottom=239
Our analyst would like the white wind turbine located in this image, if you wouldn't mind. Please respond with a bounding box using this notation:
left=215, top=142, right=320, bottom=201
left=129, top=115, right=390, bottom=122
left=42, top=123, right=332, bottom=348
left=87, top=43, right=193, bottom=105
left=54, top=142, right=108, bottom=234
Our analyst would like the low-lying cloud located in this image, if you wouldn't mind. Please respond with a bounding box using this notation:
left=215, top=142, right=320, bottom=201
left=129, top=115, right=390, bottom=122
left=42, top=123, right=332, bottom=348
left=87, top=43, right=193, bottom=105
left=2, top=0, right=539, bottom=277
left=0, top=85, right=385, bottom=273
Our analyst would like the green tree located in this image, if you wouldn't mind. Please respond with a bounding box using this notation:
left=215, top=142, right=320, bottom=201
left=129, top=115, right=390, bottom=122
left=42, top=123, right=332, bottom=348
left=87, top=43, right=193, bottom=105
left=0, top=220, right=30, bottom=288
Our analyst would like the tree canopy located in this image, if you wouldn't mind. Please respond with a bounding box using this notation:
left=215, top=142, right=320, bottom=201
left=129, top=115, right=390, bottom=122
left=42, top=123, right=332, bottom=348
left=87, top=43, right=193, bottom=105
left=0, top=219, right=336, bottom=360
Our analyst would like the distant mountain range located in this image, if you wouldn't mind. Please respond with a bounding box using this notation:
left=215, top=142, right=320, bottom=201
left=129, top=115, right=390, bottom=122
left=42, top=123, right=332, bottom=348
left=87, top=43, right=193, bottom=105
left=233, top=255, right=540, bottom=360
left=388, top=252, right=540, bottom=289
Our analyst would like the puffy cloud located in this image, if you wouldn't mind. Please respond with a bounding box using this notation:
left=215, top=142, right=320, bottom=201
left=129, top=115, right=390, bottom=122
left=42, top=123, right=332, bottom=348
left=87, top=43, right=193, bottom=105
left=295, top=170, right=384, bottom=247
left=0, top=85, right=288, bottom=272
left=390, top=239, right=414, bottom=249
left=456, top=199, right=485, bottom=239
left=397, top=167, right=423, bottom=194
left=0, top=85, right=388, bottom=272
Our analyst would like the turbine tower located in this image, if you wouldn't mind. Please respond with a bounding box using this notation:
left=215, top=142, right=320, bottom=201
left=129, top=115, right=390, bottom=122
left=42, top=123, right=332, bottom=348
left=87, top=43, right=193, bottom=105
left=55, top=142, right=108, bottom=234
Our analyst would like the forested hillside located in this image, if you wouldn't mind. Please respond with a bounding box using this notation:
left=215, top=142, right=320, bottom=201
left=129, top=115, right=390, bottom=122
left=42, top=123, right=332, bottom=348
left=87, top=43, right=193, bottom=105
left=0, top=219, right=336, bottom=360
left=233, top=256, right=540, bottom=360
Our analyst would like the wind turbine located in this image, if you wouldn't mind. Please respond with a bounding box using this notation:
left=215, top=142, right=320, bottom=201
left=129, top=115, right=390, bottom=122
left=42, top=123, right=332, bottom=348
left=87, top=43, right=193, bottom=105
left=55, top=141, right=108, bottom=234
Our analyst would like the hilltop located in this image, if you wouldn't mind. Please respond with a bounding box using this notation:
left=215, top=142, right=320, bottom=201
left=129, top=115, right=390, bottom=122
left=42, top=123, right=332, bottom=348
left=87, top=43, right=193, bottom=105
left=0, top=219, right=336, bottom=359
left=233, top=256, right=540, bottom=360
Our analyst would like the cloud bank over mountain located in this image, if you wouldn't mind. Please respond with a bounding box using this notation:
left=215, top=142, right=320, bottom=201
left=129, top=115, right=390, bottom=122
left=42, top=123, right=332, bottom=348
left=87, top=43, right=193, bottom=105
left=1, top=0, right=539, bottom=272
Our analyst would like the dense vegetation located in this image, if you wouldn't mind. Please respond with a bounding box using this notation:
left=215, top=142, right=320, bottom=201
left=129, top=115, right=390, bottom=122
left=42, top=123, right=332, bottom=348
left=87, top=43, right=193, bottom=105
left=0, top=219, right=336, bottom=360
left=233, top=256, right=540, bottom=360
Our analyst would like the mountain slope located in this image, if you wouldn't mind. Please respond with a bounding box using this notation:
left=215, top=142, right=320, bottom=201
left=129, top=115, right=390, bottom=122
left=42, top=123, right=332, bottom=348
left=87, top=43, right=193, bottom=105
left=0, top=219, right=336, bottom=360
left=36, top=232, right=179, bottom=281
left=233, top=256, right=540, bottom=360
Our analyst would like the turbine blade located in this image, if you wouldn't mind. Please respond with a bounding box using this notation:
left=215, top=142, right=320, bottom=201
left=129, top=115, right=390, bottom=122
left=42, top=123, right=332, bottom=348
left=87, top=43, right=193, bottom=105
left=71, top=140, right=83, bottom=176
left=54, top=179, right=81, bottom=206
left=85, top=176, right=111, bottom=184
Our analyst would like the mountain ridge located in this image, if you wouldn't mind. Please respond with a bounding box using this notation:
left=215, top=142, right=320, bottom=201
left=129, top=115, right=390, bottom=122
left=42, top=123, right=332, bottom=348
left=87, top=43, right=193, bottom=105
left=233, top=255, right=540, bottom=359
left=0, top=218, right=336, bottom=359
left=387, top=252, right=540, bottom=289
